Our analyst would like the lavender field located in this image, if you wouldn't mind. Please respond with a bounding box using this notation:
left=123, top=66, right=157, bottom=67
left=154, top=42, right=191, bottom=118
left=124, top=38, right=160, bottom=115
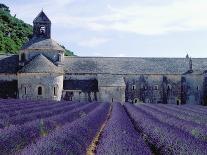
left=0, top=99, right=207, bottom=155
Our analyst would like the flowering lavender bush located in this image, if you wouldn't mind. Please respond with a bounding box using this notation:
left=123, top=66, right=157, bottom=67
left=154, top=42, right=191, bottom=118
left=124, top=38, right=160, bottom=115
left=125, top=103, right=207, bottom=155
left=137, top=104, right=207, bottom=141
left=0, top=102, right=99, bottom=154
left=7, top=102, right=80, bottom=126
left=96, top=102, right=152, bottom=155
left=144, top=104, right=207, bottom=126
left=0, top=101, right=72, bottom=120
left=20, top=103, right=110, bottom=155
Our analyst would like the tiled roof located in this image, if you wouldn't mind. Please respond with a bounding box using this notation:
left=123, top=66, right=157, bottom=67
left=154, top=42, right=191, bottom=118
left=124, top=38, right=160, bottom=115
left=21, top=38, right=65, bottom=52
left=63, top=57, right=207, bottom=74
left=19, top=54, right=63, bottom=74
left=0, top=55, right=19, bottom=73
left=33, top=11, right=51, bottom=24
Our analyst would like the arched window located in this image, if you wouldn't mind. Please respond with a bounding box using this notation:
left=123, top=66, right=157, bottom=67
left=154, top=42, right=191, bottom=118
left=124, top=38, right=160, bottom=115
left=54, top=86, right=58, bottom=96
left=167, top=84, right=172, bottom=90
left=154, top=85, right=159, bottom=90
left=58, top=53, right=62, bottom=62
left=39, top=25, right=46, bottom=34
left=38, top=86, right=42, bottom=95
left=132, top=85, right=136, bottom=90
left=24, top=87, right=27, bottom=95
left=21, top=53, right=26, bottom=61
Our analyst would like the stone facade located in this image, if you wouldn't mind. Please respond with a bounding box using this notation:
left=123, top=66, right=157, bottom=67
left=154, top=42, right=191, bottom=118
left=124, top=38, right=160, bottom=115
left=18, top=73, right=63, bottom=101
left=0, top=11, right=207, bottom=105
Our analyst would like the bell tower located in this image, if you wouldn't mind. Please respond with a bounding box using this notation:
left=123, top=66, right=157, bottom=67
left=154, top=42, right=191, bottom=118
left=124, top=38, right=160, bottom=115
left=33, top=10, right=51, bottom=39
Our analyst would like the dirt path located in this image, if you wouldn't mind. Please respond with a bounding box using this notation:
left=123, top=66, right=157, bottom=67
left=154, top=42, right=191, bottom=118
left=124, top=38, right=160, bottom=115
left=86, top=104, right=112, bottom=155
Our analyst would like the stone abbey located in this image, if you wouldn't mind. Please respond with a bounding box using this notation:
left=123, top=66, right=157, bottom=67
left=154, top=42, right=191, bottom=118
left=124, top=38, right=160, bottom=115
left=0, top=11, right=207, bottom=105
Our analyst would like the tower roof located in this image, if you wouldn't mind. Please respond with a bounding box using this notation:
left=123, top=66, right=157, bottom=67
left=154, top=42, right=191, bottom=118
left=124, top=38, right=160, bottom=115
left=21, top=38, right=65, bottom=52
left=19, top=54, right=63, bottom=74
left=33, top=10, right=51, bottom=24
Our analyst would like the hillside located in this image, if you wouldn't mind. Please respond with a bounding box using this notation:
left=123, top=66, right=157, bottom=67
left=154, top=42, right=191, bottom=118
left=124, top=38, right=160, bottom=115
left=0, top=4, right=75, bottom=56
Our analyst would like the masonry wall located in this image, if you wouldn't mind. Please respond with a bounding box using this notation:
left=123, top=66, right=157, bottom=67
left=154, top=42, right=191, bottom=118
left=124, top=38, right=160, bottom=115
left=18, top=73, right=63, bottom=101
left=125, top=74, right=181, bottom=104
left=182, top=74, right=203, bottom=104
left=98, top=86, right=125, bottom=103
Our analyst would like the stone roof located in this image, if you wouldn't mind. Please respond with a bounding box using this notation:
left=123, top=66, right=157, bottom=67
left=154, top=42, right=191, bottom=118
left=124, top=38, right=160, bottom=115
left=19, top=54, right=63, bottom=74
left=98, top=74, right=126, bottom=87
left=21, top=38, right=65, bottom=52
left=0, top=55, right=19, bottom=73
left=33, top=11, right=51, bottom=24
left=63, top=57, right=207, bottom=75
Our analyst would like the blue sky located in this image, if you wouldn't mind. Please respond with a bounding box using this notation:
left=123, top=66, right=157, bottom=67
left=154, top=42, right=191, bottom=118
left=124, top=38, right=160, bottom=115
left=2, top=0, right=207, bottom=57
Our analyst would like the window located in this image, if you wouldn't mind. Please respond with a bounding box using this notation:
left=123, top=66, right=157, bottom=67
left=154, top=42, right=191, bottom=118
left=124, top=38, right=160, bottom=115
left=132, top=85, right=136, bottom=90
left=154, top=85, right=159, bottom=90
left=197, top=86, right=199, bottom=91
left=39, top=25, right=46, bottom=34
left=167, top=84, right=172, bottom=90
left=21, top=53, right=26, bottom=61
left=58, top=53, right=62, bottom=62
left=134, top=98, right=139, bottom=103
left=38, top=86, right=42, bottom=95
left=54, top=86, right=57, bottom=96
left=24, top=87, right=27, bottom=95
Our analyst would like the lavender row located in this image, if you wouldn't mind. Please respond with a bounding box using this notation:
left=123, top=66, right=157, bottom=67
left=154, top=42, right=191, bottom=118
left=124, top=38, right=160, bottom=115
left=0, top=99, right=52, bottom=108
left=144, top=104, right=207, bottom=127
left=125, top=103, right=207, bottom=155
left=177, top=105, right=207, bottom=115
left=0, top=101, right=74, bottom=120
left=184, top=104, right=207, bottom=112
left=1, top=102, right=83, bottom=127
left=0, top=102, right=99, bottom=154
left=96, top=103, right=151, bottom=155
left=158, top=104, right=207, bottom=118
left=20, top=103, right=110, bottom=155
left=137, top=104, right=207, bottom=142
left=0, top=101, right=57, bottom=113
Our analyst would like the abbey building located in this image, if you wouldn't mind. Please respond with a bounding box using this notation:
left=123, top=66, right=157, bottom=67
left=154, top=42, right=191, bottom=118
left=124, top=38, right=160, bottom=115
left=0, top=11, right=207, bottom=105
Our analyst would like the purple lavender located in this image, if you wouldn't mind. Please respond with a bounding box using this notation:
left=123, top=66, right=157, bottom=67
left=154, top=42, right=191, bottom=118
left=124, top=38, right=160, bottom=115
left=96, top=102, right=152, bottom=155
left=20, top=103, right=110, bottom=155
left=125, top=103, right=207, bottom=155
left=0, top=102, right=99, bottom=154
left=137, top=104, right=207, bottom=141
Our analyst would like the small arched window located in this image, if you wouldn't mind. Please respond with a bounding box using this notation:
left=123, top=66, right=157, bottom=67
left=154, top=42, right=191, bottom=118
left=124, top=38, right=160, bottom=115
left=21, top=53, right=26, bottom=61
left=38, top=86, right=42, bottom=95
left=167, top=84, right=172, bottom=90
left=24, top=87, right=27, bottom=95
left=58, top=53, right=62, bottom=62
left=54, top=86, right=58, bottom=96
left=132, top=85, right=136, bottom=90
left=40, top=25, right=46, bottom=34
left=154, top=85, right=159, bottom=90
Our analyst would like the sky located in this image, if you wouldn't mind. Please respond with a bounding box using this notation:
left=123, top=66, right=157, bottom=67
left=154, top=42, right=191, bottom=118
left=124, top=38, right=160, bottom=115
left=2, top=0, right=207, bottom=57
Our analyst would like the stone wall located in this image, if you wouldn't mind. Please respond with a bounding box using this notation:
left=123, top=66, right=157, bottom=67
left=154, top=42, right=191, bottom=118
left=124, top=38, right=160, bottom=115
left=18, top=73, right=63, bottom=101
left=125, top=74, right=181, bottom=104
left=182, top=74, right=203, bottom=104
left=98, top=86, right=125, bottom=103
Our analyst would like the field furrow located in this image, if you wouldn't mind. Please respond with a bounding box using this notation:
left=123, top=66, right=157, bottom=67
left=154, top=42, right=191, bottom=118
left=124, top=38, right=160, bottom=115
left=19, top=103, right=110, bottom=155
left=125, top=103, right=207, bottom=155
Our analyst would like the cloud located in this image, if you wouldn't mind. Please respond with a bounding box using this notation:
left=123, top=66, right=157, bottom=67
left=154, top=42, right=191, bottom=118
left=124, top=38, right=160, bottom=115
left=7, top=0, right=207, bottom=35
left=78, top=37, right=110, bottom=48
left=34, top=0, right=207, bottom=35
